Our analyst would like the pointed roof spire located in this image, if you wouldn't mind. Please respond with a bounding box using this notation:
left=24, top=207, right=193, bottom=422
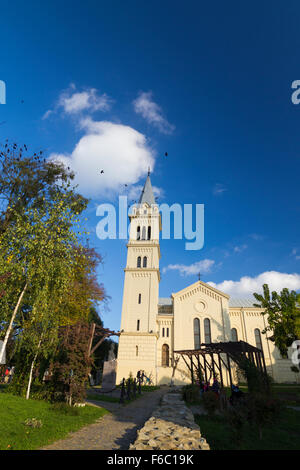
left=139, top=172, right=156, bottom=206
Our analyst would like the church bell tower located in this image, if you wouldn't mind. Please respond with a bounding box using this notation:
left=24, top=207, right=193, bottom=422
left=116, top=172, right=161, bottom=384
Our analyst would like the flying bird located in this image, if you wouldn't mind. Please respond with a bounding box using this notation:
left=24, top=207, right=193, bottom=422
left=100, top=170, right=104, bottom=174
left=165, top=152, right=168, bottom=157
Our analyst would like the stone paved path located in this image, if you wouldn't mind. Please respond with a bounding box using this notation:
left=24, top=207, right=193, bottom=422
left=42, top=387, right=169, bottom=450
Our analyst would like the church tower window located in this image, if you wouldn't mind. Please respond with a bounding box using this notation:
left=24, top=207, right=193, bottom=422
left=137, top=226, right=141, bottom=240
left=143, top=256, right=147, bottom=268
left=162, top=344, right=169, bottom=367
left=136, top=346, right=139, bottom=356
left=137, top=256, right=141, bottom=268
left=142, top=227, right=146, bottom=240
left=148, top=226, right=151, bottom=240
left=137, top=320, right=140, bottom=331
left=194, top=318, right=201, bottom=349
left=138, top=293, right=141, bottom=304
left=204, top=318, right=211, bottom=343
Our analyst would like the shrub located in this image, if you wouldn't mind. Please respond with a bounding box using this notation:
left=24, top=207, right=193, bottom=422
left=237, top=357, right=273, bottom=395
left=246, top=393, right=284, bottom=439
left=202, top=391, right=220, bottom=416
left=182, top=384, right=200, bottom=403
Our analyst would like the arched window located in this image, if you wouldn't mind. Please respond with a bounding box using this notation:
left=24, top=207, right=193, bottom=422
left=231, top=328, right=238, bottom=342
left=162, top=327, right=165, bottom=337
left=204, top=318, right=211, bottom=344
left=142, top=227, right=146, bottom=240
left=148, top=226, right=151, bottom=240
left=137, top=226, right=141, bottom=240
left=143, top=256, right=147, bottom=268
left=137, top=256, right=141, bottom=268
left=162, top=344, right=169, bottom=367
left=254, top=329, right=263, bottom=351
left=194, top=318, right=201, bottom=349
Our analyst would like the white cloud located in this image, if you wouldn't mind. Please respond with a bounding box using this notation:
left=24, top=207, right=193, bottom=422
left=250, top=233, right=264, bottom=241
left=207, top=271, right=300, bottom=296
left=234, top=244, right=248, bottom=253
left=49, top=118, right=155, bottom=198
left=133, top=91, right=175, bottom=134
left=163, top=259, right=215, bottom=277
left=213, top=183, right=227, bottom=196
left=43, top=84, right=112, bottom=119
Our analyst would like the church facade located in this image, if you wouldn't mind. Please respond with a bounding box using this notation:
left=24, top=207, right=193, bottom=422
left=116, top=175, right=297, bottom=385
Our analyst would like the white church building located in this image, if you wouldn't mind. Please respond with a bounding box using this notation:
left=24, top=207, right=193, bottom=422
left=116, top=174, right=297, bottom=385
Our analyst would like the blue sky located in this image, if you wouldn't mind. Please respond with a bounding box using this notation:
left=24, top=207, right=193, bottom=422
left=1, top=1, right=300, bottom=332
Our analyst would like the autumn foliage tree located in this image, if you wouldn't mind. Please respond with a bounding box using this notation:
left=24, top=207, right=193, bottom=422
left=49, top=321, right=94, bottom=405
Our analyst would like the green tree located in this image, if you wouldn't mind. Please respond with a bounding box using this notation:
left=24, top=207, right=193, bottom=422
left=253, top=284, right=300, bottom=358
left=0, top=141, right=87, bottom=234
left=0, top=189, right=86, bottom=396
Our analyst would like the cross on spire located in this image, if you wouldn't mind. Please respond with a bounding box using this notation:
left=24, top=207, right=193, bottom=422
left=198, top=272, right=201, bottom=282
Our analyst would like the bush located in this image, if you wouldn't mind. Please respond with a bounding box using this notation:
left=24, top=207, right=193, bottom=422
left=202, top=391, right=220, bottom=416
left=246, top=393, right=284, bottom=439
left=237, top=358, right=273, bottom=395
left=182, top=384, right=200, bottom=403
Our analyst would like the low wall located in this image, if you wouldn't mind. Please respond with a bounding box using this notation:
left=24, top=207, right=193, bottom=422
left=130, top=390, right=210, bottom=451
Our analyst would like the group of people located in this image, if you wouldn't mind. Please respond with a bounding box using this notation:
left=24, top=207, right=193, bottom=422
left=198, top=377, right=221, bottom=396
left=197, top=377, right=244, bottom=405
left=0, top=366, right=14, bottom=384
left=136, top=370, right=152, bottom=385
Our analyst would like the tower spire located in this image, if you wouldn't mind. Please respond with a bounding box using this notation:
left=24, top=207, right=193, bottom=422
left=139, top=172, right=156, bottom=206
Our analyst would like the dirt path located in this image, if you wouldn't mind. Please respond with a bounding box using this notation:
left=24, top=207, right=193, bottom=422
left=42, top=387, right=169, bottom=450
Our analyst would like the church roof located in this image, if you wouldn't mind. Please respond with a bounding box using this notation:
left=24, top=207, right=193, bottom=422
left=228, top=296, right=259, bottom=308
left=139, top=173, right=156, bottom=206
left=158, top=297, right=173, bottom=306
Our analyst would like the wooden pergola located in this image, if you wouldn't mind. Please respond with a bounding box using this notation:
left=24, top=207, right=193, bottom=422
left=174, top=340, right=267, bottom=389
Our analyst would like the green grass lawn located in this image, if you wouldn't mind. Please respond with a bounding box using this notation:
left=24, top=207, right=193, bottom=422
left=0, top=392, right=109, bottom=450
left=195, top=408, right=300, bottom=450
left=86, top=392, right=120, bottom=403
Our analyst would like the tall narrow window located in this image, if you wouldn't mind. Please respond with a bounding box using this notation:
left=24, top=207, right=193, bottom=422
left=204, top=318, right=211, bottom=344
left=137, top=226, right=141, bottom=240
left=166, top=328, right=169, bottom=338
left=162, top=344, right=169, bottom=367
left=143, top=256, right=147, bottom=268
left=137, top=256, right=141, bottom=268
left=148, top=226, right=151, bottom=240
left=254, top=328, right=263, bottom=351
left=137, top=320, right=140, bottom=331
left=138, top=293, right=142, bottom=304
left=162, top=327, right=165, bottom=337
left=231, top=328, right=238, bottom=342
left=136, top=346, right=139, bottom=357
left=194, top=318, right=201, bottom=349
left=142, top=227, right=146, bottom=240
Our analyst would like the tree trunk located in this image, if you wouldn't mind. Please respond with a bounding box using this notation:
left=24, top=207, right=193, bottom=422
left=0, top=283, right=27, bottom=364
left=26, top=337, right=42, bottom=400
